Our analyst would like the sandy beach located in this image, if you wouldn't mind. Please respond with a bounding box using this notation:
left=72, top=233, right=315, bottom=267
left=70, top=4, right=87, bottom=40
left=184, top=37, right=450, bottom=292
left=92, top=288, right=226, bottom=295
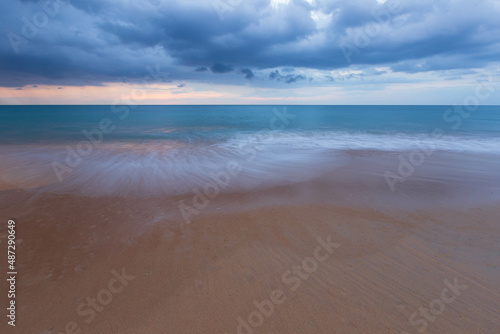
left=2, top=0, right=500, bottom=331
left=1, top=150, right=499, bottom=334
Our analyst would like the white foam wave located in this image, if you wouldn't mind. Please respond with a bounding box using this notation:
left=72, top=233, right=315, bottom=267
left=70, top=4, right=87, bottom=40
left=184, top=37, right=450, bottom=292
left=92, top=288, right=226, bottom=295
left=222, top=131, right=500, bottom=153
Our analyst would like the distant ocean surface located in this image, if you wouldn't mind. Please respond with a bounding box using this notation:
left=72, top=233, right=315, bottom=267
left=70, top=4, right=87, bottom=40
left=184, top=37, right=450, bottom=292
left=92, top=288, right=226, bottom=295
left=1, top=105, right=499, bottom=197
left=1, top=105, right=500, bottom=146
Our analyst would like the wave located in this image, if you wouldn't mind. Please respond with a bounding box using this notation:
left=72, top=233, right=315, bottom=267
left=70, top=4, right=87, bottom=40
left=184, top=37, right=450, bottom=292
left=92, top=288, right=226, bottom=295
left=0, top=131, right=499, bottom=196
left=221, top=131, right=500, bottom=153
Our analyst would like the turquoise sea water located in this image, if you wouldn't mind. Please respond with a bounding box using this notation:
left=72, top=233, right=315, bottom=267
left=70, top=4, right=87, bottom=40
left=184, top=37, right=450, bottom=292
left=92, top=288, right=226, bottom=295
left=1, top=105, right=500, bottom=145
left=0, top=105, right=499, bottom=197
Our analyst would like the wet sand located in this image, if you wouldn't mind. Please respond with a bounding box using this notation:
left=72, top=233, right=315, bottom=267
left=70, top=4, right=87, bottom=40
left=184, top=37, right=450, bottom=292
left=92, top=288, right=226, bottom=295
left=1, top=150, right=500, bottom=333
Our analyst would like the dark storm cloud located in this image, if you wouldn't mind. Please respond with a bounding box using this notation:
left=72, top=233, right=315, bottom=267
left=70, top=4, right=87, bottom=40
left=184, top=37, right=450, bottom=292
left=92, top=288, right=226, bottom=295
left=241, top=68, right=255, bottom=80
left=269, top=70, right=306, bottom=84
left=0, top=0, right=500, bottom=87
left=210, top=62, right=234, bottom=74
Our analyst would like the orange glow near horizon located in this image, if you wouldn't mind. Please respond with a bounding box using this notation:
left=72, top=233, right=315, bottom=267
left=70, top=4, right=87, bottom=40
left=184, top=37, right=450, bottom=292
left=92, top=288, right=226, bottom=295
left=0, top=83, right=232, bottom=105
left=0, top=76, right=496, bottom=105
left=0, top=82, right=337, bottom=105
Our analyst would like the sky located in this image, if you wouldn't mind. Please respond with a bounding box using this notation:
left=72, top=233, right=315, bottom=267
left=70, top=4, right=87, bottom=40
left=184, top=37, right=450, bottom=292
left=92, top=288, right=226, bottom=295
left=0, top=0, right=499, bottom=104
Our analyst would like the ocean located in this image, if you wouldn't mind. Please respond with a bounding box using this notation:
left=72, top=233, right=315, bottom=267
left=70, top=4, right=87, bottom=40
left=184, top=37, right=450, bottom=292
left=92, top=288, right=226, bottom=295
left=1, top=105, right=499, bottom=198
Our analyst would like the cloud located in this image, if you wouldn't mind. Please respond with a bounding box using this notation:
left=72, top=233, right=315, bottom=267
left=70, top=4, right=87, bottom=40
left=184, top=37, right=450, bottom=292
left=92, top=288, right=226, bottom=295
left=241, top=68, right=255, bottom=80
left=210, top=63, right=234, bottom=74
left=0, top=0, right=499, bottom=88
left=269, top=70, right=306, bottom=84
left=195, top=67, right=208, bottom=72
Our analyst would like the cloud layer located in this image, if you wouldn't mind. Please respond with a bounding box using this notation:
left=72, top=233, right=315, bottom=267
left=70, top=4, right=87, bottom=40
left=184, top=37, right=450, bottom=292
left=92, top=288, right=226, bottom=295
left=1, top=0, right=500, bottom=88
